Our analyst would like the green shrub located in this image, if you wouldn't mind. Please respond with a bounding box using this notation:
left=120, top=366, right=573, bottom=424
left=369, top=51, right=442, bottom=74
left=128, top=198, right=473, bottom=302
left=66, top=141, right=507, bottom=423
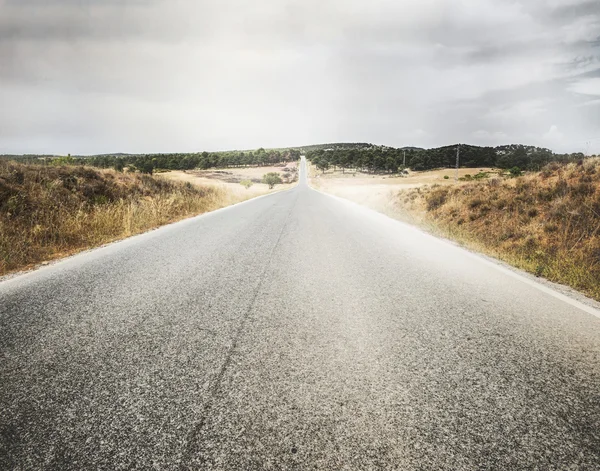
left=509, top=166, right=522, bottom=177
left=262, top=172, right=283, bottom=189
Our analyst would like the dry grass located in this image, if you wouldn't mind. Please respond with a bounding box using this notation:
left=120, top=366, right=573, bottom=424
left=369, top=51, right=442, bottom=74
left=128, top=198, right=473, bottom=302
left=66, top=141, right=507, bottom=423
left=0, top=161, right=236, bottom=275
left=307, top=162, right=494, bottom=214
left=310, top=164, right=495, bottom=187
left=161, top=169, right=295, bottom=201
left=394, top=159, right=600, bottom=300
left=163, top=162, right=298, bottom=186
left=202, top=162, right=299, bottom=183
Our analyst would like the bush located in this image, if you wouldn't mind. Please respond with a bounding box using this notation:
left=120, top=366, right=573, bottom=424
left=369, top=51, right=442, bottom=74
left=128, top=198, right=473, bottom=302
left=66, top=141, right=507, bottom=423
left=262, top=172, right=283, bottom=189
left=469, top=198, right=483, bottom=209
left=240, top=179, right=253, bottom=189
left=509, top=166, right=522, bottom=177
left=473, top=172, right=490, bottom=180
left=444, top=175, right=449, bottom=179
left=426, top=188, right=449, bottom=211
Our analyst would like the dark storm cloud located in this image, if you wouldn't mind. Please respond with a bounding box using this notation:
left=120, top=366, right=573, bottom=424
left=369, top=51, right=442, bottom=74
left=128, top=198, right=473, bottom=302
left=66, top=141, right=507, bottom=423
left=1, top=0, right=600, bottom=154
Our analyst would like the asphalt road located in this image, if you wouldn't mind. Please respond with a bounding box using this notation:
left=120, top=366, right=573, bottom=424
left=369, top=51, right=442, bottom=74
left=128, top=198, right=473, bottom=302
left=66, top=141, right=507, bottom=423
left=1, top=158, right=599, bottom=470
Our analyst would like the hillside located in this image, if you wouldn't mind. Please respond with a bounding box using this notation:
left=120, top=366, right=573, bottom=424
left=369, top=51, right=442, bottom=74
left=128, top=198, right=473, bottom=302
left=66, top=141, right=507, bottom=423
left=394, top=159, right=600, bottom=299
left=0, top=161, right=229, bottom=275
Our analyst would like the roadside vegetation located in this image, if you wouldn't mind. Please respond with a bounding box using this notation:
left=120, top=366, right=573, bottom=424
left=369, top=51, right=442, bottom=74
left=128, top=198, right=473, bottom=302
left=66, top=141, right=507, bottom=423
left=394, top=158, right=600, bottom=300
left=0, top=161, right=235, bottom=275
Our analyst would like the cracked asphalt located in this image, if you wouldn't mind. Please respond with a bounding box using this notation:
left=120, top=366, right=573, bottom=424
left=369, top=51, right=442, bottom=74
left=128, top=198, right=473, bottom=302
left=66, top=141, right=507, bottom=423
left=1, top=158, right=599, bottom=470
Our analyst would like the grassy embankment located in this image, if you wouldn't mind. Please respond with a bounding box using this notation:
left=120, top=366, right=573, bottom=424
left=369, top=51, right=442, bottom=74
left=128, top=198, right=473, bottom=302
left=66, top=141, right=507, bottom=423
left=394, top=159, right=600, bottom=300
left=0, top=161, right=259, bottom=276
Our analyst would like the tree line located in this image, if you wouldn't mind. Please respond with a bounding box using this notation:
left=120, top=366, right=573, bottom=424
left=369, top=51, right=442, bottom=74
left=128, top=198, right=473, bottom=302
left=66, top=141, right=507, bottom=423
left=2, top=142, right=589, bottom=174
left=306, top=144, right=587, bottom=174
left=2, top=148, right=301, bottom=175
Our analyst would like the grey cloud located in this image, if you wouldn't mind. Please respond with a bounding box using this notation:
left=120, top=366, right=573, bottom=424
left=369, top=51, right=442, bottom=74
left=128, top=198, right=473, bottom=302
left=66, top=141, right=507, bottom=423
left=1, top=0, right=600, bottom=154
left=0, top=1, right=206, bottom=42
left=544, top=0, right=600, bottom=23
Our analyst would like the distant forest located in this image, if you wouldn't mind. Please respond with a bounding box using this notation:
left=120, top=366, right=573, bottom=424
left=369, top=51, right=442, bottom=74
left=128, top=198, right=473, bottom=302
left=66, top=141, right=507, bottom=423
left=305, top=143, right=589, bottom=173
left=1, top=148, right=301, bottom=175
left=1, top=142, right=590, bottom=174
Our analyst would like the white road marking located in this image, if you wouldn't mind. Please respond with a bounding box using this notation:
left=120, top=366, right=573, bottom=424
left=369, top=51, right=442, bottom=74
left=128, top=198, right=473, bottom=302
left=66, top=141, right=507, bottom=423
left=309, top=182, right=600, bottom=321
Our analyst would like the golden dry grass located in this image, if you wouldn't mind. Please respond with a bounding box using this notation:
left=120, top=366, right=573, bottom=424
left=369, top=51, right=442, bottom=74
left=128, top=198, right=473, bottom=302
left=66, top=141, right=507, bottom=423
left=394, top=159, right=600, bottom=300
left=160, top=169, right=295, bottom=201
left=204, top=162, right=298, bottom=182
left=309, top=163, right=494, bottom=187
left=307, top=162, right=493, bottom=213
left=0, top=161, right=238, bottom=275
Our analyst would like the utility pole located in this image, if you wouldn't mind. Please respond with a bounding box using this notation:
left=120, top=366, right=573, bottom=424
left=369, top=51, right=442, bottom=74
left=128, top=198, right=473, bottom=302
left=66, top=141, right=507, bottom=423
left=455, top=145, right=460, bottom=182
left=403, top=149, right=406, bottom=168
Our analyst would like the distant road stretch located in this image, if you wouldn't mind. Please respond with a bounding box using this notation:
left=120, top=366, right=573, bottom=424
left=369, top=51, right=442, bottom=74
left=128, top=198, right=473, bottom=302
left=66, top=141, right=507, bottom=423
left=1, top=157, right=599, bottom=470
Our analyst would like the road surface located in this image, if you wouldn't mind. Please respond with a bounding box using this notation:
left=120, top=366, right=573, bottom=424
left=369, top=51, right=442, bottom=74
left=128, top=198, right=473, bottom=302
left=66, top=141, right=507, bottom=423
left=1, top=158, right=599, bottom=470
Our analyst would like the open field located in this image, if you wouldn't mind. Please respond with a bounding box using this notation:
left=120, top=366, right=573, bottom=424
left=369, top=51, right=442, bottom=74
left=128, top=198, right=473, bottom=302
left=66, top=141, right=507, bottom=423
left=308, top=164, right=495, bottom=215
left=161, top=162, right=297, bottom=201
left=207, top=162, right=298, bottom=182
left=311, top=165, right=496, bottom=186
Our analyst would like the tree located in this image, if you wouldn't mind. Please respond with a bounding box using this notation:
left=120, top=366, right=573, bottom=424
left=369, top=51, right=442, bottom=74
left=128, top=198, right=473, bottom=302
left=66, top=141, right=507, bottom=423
left=137, top=159, right=154, bottom=175
left=315, top=158, right=330, bottom=174
left=51, top=154, right=75, bottom=166
left=509, top=166, right=522, bottom=177
left=113, top=158, right=125, bottom=172
left=262, top=172, right=282, bottom=189
left=338, top=151, right=350, bottom=173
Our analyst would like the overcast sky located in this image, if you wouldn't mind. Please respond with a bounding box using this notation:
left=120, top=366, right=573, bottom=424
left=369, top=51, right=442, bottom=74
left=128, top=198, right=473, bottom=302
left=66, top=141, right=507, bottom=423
left=1, top=0, right=599, bottom=155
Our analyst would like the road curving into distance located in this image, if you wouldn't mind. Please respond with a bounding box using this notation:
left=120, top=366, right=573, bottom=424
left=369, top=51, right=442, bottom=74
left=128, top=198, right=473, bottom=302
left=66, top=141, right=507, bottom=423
left=1, top=157, right=599, bottom=469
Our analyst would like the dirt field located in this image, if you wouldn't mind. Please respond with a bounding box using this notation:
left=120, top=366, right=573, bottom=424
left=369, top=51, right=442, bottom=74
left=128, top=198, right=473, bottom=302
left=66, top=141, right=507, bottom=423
left=161, top=162, right=297, bottom=204
left=219, top=162, right=298, bottom=182
left=308, top=164, right=497, bottom=214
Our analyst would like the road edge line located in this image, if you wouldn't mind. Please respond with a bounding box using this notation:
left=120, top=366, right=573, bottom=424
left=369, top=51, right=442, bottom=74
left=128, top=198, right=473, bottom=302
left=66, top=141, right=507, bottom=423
left=0, top=187, right=292, bottom=287
left=309, top=185, right=600, bottom=320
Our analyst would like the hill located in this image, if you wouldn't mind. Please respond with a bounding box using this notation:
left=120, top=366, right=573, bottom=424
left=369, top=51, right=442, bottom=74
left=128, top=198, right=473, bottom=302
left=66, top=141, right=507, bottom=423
left=395, top=159, right=600, bottom=299
left=0, top=161, right=227, bottom=275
